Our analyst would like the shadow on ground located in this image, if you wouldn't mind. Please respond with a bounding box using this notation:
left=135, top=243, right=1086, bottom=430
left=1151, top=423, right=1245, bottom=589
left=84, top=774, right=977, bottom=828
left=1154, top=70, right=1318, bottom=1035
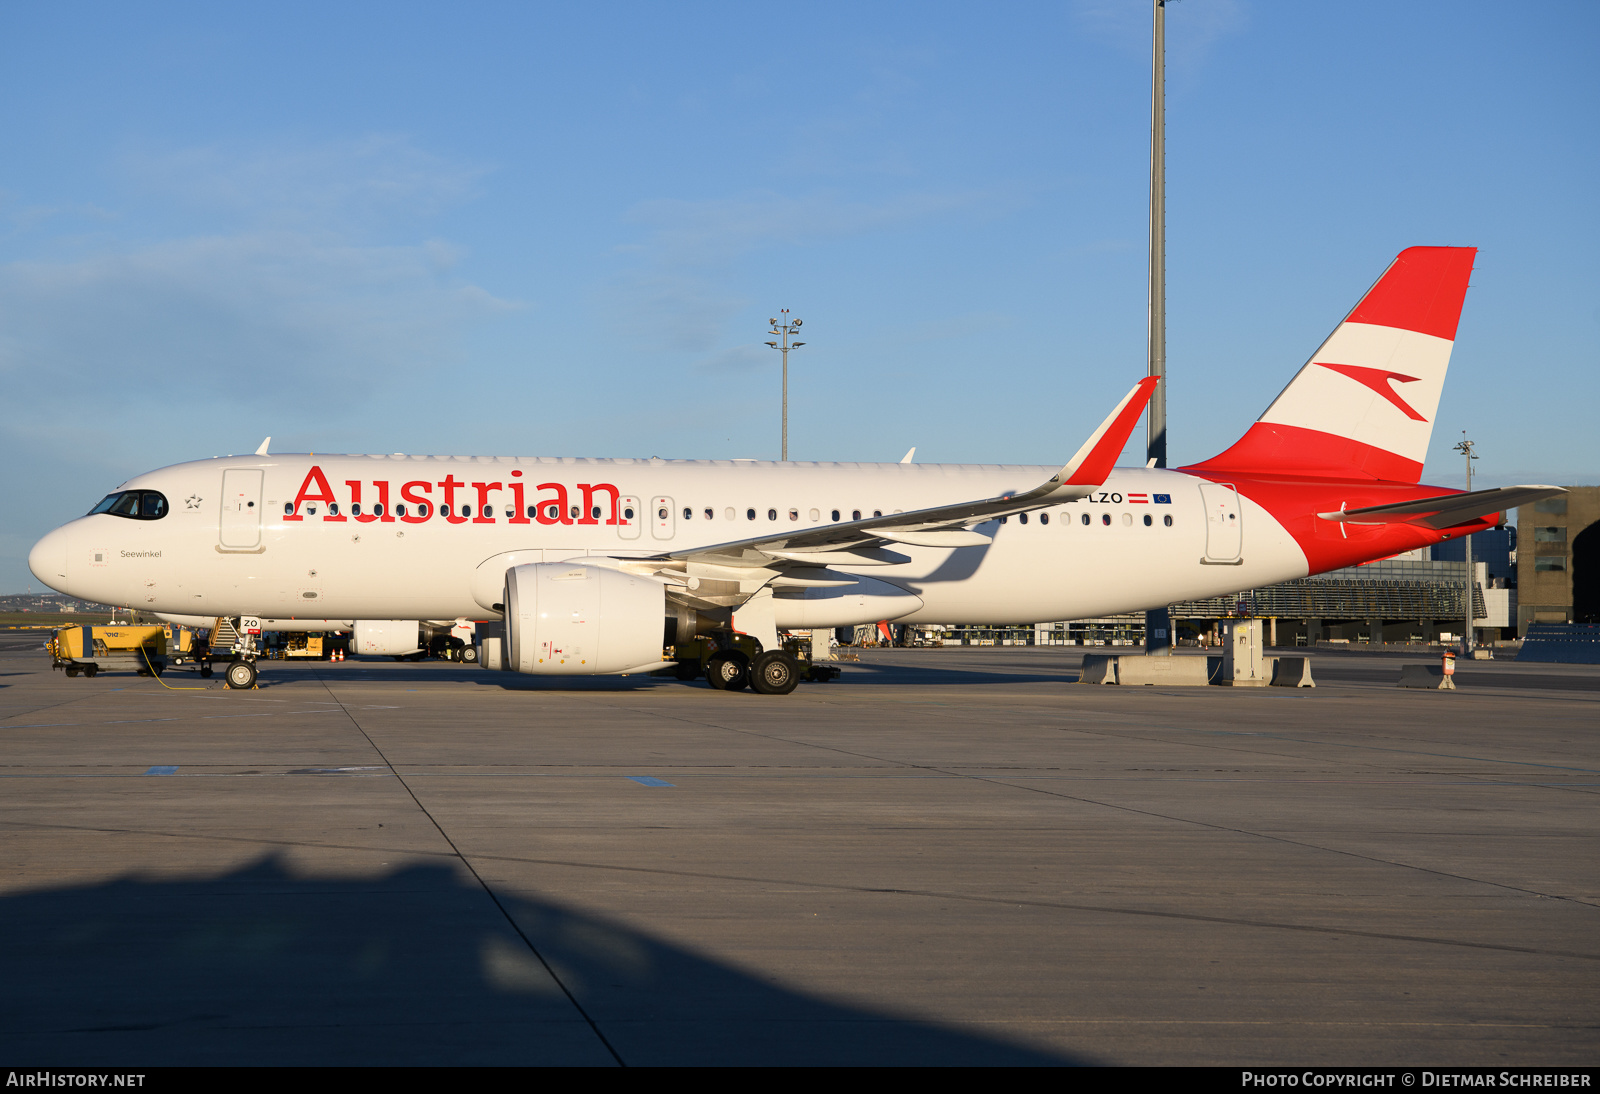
left=0, top=856, right=1079, bottom=1066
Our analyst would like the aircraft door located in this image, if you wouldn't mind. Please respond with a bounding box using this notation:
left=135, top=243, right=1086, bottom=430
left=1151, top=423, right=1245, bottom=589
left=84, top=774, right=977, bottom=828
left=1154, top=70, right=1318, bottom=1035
left=220, top=469, right=264, bottom=549
left=1199, top=482, right=1242, bottom=562
left=651, top=496, right=675, bottom=540
left=617, top=496, right=641, bottom=540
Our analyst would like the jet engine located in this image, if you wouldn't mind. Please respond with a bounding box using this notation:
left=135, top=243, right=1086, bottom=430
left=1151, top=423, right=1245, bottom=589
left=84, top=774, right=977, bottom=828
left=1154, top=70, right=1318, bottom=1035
left=354, top=620, right=423, bottom=656
left=504, top=562, right=685, bottom=675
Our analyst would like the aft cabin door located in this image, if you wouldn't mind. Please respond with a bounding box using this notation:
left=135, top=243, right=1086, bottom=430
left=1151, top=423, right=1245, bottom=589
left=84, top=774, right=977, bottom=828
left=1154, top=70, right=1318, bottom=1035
left=219, top=469, right=264, bottom=549
left=1199, top=482, right=1242, bottom=562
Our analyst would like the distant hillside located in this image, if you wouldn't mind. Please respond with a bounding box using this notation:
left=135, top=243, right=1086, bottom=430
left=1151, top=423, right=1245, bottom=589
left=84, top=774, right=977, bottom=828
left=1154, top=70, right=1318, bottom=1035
left=0, top=593, right=111, bottom=613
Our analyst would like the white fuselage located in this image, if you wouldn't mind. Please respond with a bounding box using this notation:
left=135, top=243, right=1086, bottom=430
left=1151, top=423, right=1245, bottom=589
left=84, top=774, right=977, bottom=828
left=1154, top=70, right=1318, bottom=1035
left=31, top=454, right=1310, bottom=627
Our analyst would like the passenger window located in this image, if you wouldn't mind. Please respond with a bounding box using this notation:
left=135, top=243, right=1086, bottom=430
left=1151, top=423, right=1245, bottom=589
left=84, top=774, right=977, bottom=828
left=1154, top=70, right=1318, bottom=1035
left=1122, top=513, right=1132, bottom=526
left=683, top=507, right=692, bottom=520
left=747, top=509, right=756, bottom=520
left=1081, top=513, right=1090, bottom=526
left=873, top=510, right=882, bottom=518
left=441, top=505, right=452, bottom=517
left=396, top=504, right=407, bottom=517
left=624, top=507, right=635, bottom=520
left=724, top=507, right=735, bottom=520
left=831, top=509, right=840, bottom=522
left=526, top=506, right=536, bottom=519
left=1101, top=514, right=1110, bottom=526
left=462, top=505, right=473, bottom=518
left=418, top=503, right=430, bottom=518
left=809, top=508, right=819, bottom=521
left=852, top=510, right=861, bottom=521
left=284, top=502, right=294, bottom=515
left=659, top=507, right=670, bottom=520
left=349, top=503, right=359, bottom=516
left=376, top=503, right=386, bottom=517
left=1040, top=513, right=1049, bottom=525
left=1018, top=513, right=1028, bottom=525
left=767, top=509, right=777, bottom=521
left=1164, top=515, right=1173, bottom=527
left=705, top=508, right=714, bottom=520
left=790, top=509, right=799, bottom=521
left=1143, top=514, right=1152, bottom=526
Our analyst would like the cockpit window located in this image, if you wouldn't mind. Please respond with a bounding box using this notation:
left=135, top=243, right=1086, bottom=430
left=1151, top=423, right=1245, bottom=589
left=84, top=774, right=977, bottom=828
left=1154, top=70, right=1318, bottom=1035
left=89, top=490, right=169, bottom=520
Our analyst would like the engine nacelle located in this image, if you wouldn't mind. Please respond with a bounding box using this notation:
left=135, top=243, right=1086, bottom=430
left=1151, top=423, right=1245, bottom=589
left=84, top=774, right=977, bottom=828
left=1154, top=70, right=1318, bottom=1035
left=354, top=620, right=423, bottom=656
left=504, top=563, right=668, bottom=675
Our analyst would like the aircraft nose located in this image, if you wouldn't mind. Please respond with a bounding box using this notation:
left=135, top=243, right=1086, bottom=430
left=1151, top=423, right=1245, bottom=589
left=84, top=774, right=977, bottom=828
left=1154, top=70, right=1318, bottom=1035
left=28, top=526, right=70, bottom=591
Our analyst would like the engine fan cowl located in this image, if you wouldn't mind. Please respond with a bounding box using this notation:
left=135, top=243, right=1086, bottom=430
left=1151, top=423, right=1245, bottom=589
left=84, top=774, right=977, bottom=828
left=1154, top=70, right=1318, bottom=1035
left=504, top=563, right=667, bottom=674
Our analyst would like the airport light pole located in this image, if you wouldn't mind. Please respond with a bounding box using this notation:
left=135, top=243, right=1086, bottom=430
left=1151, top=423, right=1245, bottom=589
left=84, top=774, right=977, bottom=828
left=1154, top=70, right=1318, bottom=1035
left=1144, top=0, right=1173, bottom=656
left=1454, top=433, right=1478, bottom=655
left=765, top=311, right=804, bottom=461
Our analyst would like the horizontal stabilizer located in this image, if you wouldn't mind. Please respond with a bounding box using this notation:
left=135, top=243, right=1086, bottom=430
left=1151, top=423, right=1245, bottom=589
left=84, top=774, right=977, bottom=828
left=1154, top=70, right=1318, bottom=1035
left=1317, top=485, right=1565, bottom=529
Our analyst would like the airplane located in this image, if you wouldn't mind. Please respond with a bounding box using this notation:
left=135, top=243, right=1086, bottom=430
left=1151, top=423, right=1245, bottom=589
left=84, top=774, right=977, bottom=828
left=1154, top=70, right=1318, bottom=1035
left=28, top=246, right=1563, bottom=694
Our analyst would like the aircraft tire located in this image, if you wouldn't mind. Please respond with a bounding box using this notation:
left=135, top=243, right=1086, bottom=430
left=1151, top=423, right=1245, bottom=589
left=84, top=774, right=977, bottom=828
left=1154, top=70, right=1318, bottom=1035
left=461, top=646, right=478, bottom=663
left=750, top=651, right=800, bottom=695
left=706, top=652, right=748, bottom=692
left=225, top=659, right=258, bottom=690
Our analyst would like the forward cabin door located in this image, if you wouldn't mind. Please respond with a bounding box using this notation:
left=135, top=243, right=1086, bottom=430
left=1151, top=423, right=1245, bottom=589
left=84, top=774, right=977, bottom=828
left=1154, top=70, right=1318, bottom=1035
left=219, top=469, right=264, bottom=549
left=1199, top=482, right=1242, bottom=563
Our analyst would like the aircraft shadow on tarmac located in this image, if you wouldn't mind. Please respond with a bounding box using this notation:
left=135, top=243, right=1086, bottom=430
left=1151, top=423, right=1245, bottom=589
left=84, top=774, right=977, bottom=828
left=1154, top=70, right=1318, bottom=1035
left=271, top=660, right=1079, bottom=691
left=0, top=855, right=1080, bottom=1066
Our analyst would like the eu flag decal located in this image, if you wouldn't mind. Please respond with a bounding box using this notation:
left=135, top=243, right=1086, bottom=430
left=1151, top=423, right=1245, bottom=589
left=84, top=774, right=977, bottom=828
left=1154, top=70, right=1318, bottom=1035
left=1153, top=494, right=1172, bottom=504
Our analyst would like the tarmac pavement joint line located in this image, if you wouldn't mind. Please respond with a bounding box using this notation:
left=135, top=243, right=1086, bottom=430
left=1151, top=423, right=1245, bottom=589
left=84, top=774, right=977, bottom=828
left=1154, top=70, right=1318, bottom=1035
left=579, top=687, right=1600, bottom=914
left=308, top=666, right=629, bottom=1067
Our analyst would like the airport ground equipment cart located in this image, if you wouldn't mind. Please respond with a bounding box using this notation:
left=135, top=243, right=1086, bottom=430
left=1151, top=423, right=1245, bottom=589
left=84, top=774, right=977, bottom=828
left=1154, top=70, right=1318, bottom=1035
left=48, top=624, right=168, bottom=678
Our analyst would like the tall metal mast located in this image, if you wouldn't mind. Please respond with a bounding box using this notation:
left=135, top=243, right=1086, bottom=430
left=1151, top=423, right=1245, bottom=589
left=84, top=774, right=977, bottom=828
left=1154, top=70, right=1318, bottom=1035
left=765, top=311, right=804, bottom=461
left=1454, top=433, right=1478, bottom=654
left=1144, top=0, right=1173, bottom=655
left=1148, top=0, right=1167, bottom=471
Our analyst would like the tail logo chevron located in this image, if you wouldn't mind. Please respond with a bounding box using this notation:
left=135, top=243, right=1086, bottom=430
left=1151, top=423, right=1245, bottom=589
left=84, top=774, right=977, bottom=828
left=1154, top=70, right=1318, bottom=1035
left=1313, top=362, right=1429, bottom=422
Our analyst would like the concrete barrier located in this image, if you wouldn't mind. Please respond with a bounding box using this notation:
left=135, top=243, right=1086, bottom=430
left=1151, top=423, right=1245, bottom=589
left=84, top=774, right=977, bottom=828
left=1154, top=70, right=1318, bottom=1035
left=1078, top=654, right=1211, bottom=686
left=1397, top=663, right=1456, bottom=690
left=1079, top=654, right=1118, bottom=684
left=1269, top=656, right=1315, bottom=687
left=479, top=637, right=504, bottom=671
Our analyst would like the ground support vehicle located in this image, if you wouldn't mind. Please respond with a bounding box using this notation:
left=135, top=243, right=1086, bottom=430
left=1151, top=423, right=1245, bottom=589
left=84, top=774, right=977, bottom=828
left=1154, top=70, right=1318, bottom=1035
left=48, top=625, right=167, bottom=678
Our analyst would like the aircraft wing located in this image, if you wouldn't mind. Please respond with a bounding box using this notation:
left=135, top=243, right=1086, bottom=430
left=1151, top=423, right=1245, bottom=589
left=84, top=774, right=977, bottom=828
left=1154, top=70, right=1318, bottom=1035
left=1317, top=485, right=1565, bottom=529
left=652, top=376, right=1159, bottom=568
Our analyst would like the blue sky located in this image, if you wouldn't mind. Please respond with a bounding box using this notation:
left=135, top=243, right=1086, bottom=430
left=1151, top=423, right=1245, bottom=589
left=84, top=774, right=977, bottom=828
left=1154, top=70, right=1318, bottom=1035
left=3, top=1, right=1596, bottom=592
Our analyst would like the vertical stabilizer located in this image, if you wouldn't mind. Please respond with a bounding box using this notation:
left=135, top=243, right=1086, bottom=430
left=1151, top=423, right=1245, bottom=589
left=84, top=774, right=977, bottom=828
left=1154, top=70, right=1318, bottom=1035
left=1189, top=246, right=1477, bottom=482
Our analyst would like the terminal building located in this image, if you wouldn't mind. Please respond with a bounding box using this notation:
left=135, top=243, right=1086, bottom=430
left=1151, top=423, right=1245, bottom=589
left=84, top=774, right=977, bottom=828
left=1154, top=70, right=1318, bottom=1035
left=898, top=486, right=1598, bottom=649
